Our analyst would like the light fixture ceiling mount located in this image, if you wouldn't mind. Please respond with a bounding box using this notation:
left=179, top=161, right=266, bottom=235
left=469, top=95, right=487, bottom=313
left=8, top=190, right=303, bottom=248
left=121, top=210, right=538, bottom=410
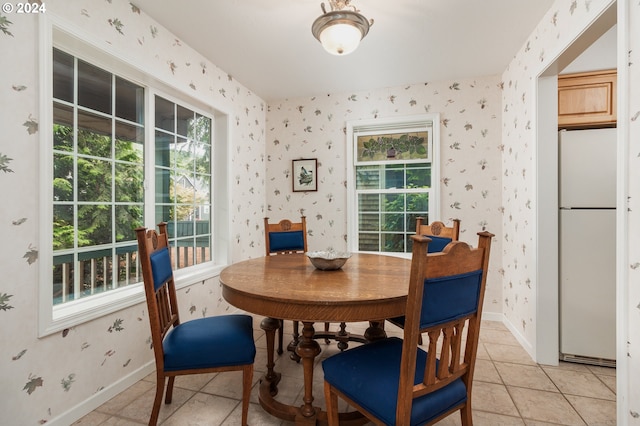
left=311, top=1, right=374, bottom=56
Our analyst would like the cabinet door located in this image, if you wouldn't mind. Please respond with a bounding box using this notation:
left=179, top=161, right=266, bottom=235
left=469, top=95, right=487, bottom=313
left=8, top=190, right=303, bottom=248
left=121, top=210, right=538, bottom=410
left=558, top=70, right=616, bottom=128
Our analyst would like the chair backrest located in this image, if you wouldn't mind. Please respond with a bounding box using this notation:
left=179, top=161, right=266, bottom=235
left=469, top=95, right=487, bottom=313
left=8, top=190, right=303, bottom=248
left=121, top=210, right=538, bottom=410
left=264, top=216, right=308, bottom=255
left=135, top=223, right=180, bottom=369
left=415, top=218, right=461, bottom=253
left=396, top=231, right=493, bottom=425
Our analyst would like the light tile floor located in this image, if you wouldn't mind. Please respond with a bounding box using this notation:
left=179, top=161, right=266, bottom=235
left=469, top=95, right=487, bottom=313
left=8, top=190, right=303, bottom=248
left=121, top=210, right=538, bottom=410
left=73, top=319, right=617, bottom=426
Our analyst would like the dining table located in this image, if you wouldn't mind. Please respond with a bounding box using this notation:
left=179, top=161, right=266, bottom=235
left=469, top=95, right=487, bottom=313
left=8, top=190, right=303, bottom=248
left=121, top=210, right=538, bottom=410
left=219, top=252, right=411, bottom=425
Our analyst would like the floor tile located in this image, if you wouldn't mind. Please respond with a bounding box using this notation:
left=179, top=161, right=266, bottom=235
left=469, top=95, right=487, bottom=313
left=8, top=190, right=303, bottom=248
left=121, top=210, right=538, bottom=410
left=471, top=381, right=520, bottom=417
left=221, top=402, right=285, bottom=425
left=473, top=410, right=526, bottom=425
left=587, top=364, right=616, bottom=377
left=597, top=374, right=616, bottom=394
left=508, top=386, right=585, bottom=425
left=565, top=394, right=616, bottom=425
left=484, top=342, right=537, bottom=365
left=480, top=327, right=522, bottom=346
left=494, top=362, right=558, bottom=392
left=161, top=392, right=239, bottom=426
left=102, top=417, right=147, bottom=425
left=171, top=372, right=217, bottom=391
left=543, top=367, right=616, bottom=400
left=474, top=359, right=503, bottom=384
left=200, top=370, right=258, bottom=400
left=71, top=410, right=112, bottom=425
left=120, top=385, right=195, bottom=424
left=96, top=380, right=156, bottom=414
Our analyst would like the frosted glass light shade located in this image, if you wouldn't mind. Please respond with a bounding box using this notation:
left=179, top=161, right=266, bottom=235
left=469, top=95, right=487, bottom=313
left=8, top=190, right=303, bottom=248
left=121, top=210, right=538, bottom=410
left=319, top=23, right=362, bottom=55
left=312, top=9, right=371, bottom=56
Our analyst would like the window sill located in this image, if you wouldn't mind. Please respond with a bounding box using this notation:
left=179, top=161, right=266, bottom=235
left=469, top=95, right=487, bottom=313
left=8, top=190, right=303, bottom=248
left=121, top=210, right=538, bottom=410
left=41, top=262, right=226, bottom=337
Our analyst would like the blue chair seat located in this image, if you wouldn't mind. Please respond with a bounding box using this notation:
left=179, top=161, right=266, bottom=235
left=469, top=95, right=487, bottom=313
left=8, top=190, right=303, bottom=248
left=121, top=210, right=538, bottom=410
left=322, top=337, right=467, bottom=426
left=163, top=314, right=256, bottom=372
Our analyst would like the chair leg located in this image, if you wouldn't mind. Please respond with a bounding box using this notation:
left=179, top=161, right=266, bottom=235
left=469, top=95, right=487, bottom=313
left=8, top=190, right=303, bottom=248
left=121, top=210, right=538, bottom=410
left=460, top=403, right=473, bottom=426
left=241, top=364, right=253, bottom=426
left=324, top=321, right=331, bottom=344
left=277, top=319, right=284, bottom=355
left=149, top=374, right=165, bottom=426
left=324, top=381, right=340, bottom=426
left=165, top=376, right=175, bottom=404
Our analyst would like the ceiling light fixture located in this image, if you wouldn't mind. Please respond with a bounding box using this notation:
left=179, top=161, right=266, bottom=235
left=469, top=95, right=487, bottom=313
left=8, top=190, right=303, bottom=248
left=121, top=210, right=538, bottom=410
left=311, top=1, right=374, bottom=56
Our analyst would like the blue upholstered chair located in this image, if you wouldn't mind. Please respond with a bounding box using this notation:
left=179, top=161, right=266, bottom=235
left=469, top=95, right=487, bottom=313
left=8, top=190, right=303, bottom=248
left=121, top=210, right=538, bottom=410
left=323, top=231, right=493, bottom=426
left=265, top=216, right=322, bottom=359
left=387, top=218, right=461, bottom=342
left=136, top=223, right=255, bottom=426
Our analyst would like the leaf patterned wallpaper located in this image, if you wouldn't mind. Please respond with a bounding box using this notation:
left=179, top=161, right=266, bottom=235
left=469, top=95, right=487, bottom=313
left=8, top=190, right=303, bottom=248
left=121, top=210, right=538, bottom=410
left=502, top=0, right=615, bottom=346
left=265, top=77, right=504, bottom=317
left=500, top=0, right=640, bottom=420
left=0, top=0, right=639, bottom=423
left=0, top=0, right=266, bottom=423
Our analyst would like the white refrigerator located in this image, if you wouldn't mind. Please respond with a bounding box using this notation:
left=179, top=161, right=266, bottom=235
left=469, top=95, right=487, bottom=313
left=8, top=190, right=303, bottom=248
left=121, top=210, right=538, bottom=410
left=559, top=128, right=616, bottom=365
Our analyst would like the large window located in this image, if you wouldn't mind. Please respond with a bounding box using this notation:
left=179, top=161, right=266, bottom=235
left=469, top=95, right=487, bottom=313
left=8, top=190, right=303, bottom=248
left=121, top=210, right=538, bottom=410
left=348, top=115, right=440, bottom=254
left=51, top=50, right=214, bottom=306
left=52, top=48, right=145, bottom=304
left=41, top=27, right=225, bottom=336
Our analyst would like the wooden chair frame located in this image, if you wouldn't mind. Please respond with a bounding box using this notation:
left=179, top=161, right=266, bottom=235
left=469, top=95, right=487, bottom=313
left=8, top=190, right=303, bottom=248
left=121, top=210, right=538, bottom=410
left=325, top=231, right=493, bottom=425
left=136, top=223, right=253, bottom=426
left=264, top=216, right=310, bottom=358
left=416, top=217, right=461, bottom=240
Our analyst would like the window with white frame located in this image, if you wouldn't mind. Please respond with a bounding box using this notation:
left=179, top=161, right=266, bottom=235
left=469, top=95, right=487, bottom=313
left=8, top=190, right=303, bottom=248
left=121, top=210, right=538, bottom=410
left=348, top=115, right=440, bottom=254
left=153, top=96, right=212, bottom=269
left=41, top=24, right=226, bottom=335
left=52, top=47, right=147, bottom=305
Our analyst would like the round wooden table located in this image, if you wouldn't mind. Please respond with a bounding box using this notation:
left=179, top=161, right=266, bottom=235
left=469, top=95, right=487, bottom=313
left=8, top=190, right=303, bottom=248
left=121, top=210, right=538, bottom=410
left=220, top=252, right=411, bottom=425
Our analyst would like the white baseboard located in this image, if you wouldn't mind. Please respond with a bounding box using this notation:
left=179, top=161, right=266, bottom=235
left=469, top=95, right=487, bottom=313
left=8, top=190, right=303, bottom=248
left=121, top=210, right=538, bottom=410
left=500, top=314, right=536, bottom=361
left=46, top=361, right=155, bottom=426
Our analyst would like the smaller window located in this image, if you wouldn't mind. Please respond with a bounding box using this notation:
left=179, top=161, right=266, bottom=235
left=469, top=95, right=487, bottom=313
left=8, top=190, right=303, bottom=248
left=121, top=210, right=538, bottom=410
left=348, top=116, right=440, bottom=254
left=154, top=96, right=212, bottom=271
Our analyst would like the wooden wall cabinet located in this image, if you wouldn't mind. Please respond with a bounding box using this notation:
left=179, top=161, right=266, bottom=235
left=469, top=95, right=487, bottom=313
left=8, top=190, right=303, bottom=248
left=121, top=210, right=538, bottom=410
left=558, top=70, right=616, bottom=128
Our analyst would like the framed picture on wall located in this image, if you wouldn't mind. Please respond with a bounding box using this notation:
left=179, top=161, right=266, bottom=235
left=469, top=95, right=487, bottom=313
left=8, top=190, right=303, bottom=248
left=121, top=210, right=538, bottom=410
left=292, top=158, right=317, bottom=192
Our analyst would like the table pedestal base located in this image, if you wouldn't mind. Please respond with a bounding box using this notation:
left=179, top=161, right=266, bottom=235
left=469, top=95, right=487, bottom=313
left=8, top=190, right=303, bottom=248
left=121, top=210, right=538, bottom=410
left=259, top=317, right=384, bottom=425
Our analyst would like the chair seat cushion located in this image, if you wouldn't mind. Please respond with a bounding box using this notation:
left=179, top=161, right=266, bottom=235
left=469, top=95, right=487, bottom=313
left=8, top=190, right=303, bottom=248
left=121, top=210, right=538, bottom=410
left=322, top=337, right=467, bottom=426
left=163, top=314, right=256, bottom=372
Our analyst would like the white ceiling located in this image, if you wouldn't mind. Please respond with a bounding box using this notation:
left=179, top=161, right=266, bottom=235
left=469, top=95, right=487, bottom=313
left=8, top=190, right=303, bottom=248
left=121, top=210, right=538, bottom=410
left=132, top=0, right=555, bottom=102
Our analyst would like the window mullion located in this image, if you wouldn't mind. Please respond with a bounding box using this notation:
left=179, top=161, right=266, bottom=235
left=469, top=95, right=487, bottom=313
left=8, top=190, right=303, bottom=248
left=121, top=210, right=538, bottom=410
left=72, top=55, right=80, bottom=302
left=111, top=73, right=117, bottom=291
left=144, top=90, right=155, bottom=229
